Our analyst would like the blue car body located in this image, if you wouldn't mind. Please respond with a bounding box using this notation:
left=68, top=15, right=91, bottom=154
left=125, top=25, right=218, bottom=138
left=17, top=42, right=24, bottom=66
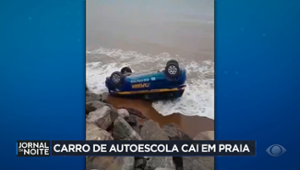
left=105, top=69, right=187, bottom=100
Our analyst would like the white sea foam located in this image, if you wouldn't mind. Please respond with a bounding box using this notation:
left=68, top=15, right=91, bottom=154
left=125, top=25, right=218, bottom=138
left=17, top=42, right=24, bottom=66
left=86, top=47, right=214, bottom=120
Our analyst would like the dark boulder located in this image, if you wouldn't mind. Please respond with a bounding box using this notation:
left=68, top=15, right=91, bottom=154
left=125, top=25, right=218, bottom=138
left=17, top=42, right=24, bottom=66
left=113, top=116, right=142, bottom=140
left=162, top=123, right=192, bottom=140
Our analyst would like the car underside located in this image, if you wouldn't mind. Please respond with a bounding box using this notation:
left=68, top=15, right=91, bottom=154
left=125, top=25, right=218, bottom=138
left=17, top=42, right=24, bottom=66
left=105, top=59, right=186, bottom=101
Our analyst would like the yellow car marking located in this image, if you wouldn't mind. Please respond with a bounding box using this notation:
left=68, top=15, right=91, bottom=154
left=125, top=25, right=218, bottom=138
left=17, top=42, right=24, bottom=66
left=116, top=87, right=183, bottom=95
left=132, top=83, right=150, bottom=89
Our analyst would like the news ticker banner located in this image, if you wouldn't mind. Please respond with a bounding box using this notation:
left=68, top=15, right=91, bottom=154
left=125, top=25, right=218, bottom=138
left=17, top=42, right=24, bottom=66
left=17, top=140, right=256, bottom=157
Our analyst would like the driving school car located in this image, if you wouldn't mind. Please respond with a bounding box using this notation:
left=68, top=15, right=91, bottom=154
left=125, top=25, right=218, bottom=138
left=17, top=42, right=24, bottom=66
left=105, top=59, right=186, bottom=100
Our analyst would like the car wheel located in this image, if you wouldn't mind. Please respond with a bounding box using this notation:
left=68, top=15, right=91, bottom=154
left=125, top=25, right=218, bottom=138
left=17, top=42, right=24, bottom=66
left=110, top=71, right=124, bottom=86
left=165, top=60, right=180, bottom=78
left=121, top=67, right=132, bottom=76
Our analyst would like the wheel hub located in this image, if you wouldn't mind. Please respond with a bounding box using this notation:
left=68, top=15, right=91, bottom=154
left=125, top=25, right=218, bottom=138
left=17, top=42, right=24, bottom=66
left=112, top=74, right=121, bottom=83
left=168, top=65, right=177, bottom=75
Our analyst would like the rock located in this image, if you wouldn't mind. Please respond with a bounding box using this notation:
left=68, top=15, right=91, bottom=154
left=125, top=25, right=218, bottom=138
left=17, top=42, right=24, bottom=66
left=155, top=168, right=176, bottom=170
left=135, top=157, right=146, bottom=169
left=117, top=108, right=130, bottom=118
left=86, top=106, right=112, bottom=130
left=173, top=130, right=214, bottom=170
left=106, top=157, right=135, bottom=170
left=144, top=157, right=176, bottom=170
left=86, top=138, right=137, bottom=169
left=86, top=155, right=134, bottom=170
left=86, top=91, right=102, bottom=102
left=119, top=107, right=147, bottom=119
left=139, top=121, right=175, bottom=170
left=172, top=156, right=183, bottom=170
left=163, top=123, right=192, bottom=140
left=86, top=100, right=119, bottom=123
left=86, top=104, right=96, bottom=115
left=140, top=120, right=169, bottom=140
left=99, top=92, right=109, bottom=103
left=125, top=115, right=137, bottom=126
left=193, top=131, right=214, bottom=140
left=109, top=106, right=119, bottom=122
left=182, top=157, right=214, bottom=170
left=86, top=100, right=108, bottom=109
left=86, top=156, right=115, bottom=170
left=113, top=116, right=142, bottom=140
left=86, top=123, right=113, bottom=140
left=86, top=123, right=133, bottom=170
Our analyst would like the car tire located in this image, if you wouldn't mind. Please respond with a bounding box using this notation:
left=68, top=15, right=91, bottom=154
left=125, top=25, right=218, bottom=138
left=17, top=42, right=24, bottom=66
left=165, top=60, right=180, bottom=78
left=121, top=67, right=132, bottom=76
left=167, top=59, right=179, bottom=66
left=110, top=71, right=124, bottom=86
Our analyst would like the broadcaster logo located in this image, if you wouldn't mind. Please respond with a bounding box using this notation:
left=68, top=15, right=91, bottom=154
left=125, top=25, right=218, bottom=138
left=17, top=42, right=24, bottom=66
left=17, top=141, right=50, bottom=157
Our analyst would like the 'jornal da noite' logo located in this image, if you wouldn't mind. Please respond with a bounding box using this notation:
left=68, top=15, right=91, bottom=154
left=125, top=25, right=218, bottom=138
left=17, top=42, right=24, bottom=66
left=17, top=141, right=50, bottom=157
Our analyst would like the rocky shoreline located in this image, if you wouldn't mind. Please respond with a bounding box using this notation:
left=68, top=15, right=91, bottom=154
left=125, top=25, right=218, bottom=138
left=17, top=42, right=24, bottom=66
left=86, top=87, right=214, bottom=170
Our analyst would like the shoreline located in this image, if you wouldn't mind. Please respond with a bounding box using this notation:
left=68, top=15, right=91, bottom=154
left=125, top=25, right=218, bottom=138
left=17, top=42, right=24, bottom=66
left=104, top=95, right=214, bottom=138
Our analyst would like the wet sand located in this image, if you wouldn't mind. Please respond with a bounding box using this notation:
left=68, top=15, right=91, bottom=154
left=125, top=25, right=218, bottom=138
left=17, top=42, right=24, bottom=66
left=105, top=95, right=214, bottom=138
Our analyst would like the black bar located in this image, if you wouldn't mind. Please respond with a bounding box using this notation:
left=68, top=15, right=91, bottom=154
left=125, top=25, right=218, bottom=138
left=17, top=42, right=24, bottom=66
left=51, top=140, right=256, bottom=156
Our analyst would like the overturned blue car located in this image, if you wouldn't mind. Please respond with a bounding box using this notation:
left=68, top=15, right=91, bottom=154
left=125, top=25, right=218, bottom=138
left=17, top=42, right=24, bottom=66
left=105, top=60, right=186, bottom=100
